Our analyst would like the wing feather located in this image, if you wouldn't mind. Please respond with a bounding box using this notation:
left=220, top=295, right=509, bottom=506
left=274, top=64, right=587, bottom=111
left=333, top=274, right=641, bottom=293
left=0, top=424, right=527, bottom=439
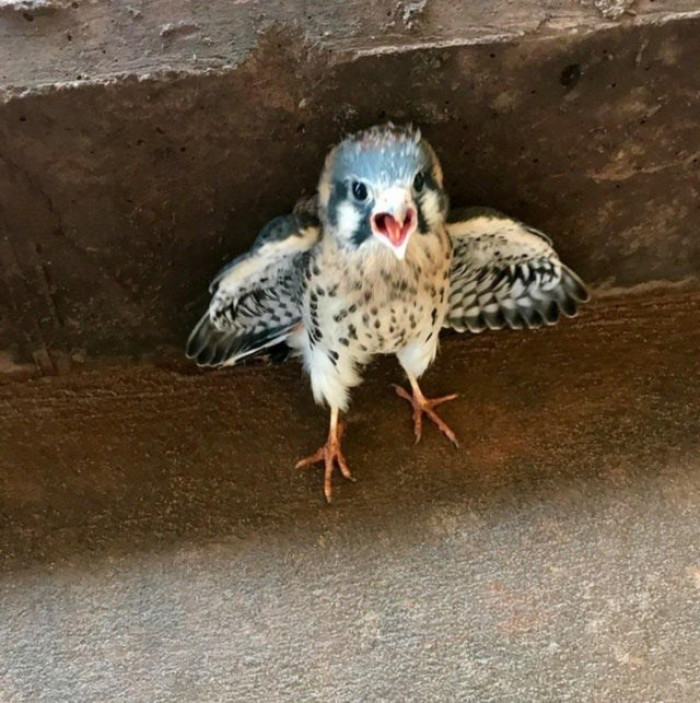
left=186, top=210, right=320, bottom=366
left=444, top=208, right=590, bottom=334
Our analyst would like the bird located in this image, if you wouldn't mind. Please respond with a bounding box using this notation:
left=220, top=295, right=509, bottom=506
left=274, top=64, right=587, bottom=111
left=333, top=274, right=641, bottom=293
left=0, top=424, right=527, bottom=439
left=186, top=124, right=589, bottom=502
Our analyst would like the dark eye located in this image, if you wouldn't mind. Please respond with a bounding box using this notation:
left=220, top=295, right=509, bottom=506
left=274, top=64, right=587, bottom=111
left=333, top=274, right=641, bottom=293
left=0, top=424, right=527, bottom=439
left=351, top=181, right=368, bottom=202
left=413, top=171, right=425, bottom=193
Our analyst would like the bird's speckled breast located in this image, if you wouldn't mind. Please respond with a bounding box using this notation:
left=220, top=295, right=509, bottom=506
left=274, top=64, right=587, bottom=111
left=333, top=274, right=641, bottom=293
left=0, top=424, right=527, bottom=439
left=301, top=228, right=452, bottom=362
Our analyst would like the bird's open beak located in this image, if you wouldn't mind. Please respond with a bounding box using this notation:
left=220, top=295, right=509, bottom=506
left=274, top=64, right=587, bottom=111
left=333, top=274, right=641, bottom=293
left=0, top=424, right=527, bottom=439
left=370, top=186, right=418, bottom=260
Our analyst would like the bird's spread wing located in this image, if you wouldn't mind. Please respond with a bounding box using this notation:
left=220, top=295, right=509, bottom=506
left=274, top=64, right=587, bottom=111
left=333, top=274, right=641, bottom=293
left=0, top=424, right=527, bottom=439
left=186, top=209, right=320, bottom=366
left=444, top=207, right=590, bottom=333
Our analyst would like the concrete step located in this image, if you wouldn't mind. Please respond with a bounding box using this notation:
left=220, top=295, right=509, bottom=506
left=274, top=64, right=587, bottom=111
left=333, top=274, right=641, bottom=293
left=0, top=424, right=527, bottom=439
left=1, top=286, right=699, bottom=701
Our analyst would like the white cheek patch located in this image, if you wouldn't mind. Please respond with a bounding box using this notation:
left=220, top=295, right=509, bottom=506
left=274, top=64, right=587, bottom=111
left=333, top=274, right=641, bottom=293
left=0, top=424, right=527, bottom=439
left=337, top=200, right=361, bottom=239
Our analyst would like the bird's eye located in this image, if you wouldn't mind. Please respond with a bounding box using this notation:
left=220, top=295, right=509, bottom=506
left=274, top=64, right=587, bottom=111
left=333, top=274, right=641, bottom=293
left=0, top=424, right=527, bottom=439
left=413, top=171, right=425, bottom=193
left=351, top=181, right=368, bottom=202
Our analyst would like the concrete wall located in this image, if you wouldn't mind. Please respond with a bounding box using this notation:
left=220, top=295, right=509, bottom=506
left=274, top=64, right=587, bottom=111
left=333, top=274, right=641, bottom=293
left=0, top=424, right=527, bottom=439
left=1, top=1, right=699, bottom=369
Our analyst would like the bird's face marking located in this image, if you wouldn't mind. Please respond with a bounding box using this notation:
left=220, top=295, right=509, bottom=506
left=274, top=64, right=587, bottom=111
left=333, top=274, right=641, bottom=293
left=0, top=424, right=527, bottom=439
left=319, top=124, right=448, bottom=260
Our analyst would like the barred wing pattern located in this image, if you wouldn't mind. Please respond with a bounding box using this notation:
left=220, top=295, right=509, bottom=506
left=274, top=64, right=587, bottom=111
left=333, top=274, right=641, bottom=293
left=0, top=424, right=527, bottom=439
left=444, top=208, right=589, bottom=333
left=186, top=210, right=320, bottom=366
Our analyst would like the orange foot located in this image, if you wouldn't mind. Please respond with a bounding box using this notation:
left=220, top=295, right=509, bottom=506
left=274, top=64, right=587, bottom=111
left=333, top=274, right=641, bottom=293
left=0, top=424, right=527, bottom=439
left=295, top=420, right=355, bottom=503
left=392, top=384, right=459, bottom=447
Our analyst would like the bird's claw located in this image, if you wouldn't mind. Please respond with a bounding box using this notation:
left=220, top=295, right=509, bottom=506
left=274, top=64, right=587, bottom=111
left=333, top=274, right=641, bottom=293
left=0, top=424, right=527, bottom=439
left=392, top=384, right=460, bottom=447
left=295, top=421, right=354, bottom=503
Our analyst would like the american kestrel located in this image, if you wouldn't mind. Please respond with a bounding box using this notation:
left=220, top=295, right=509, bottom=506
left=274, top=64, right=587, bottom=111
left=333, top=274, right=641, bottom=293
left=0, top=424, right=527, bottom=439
left=187, top=125, right=589, bottom=501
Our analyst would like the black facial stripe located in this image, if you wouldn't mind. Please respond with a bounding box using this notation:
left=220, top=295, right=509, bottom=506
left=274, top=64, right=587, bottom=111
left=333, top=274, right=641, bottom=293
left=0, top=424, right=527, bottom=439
left=416, top=188, right=447, bottom=234
left=438, top=188, right=449, bottom=215
left=329, top=179, right=373, bottom=249
left=326, top=180, right=348, bottom=228
left=350, top=214, right=373, bottom=248
left=415, top=167, right=447, bottom=233
left=423, top=168, right=441, bottom=193
left=416, top=198, right=429, bottom=234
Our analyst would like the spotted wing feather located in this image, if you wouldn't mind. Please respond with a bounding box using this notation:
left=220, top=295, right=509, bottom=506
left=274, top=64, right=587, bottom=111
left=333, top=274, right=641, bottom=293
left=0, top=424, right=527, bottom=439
left=186, top=210, right=320, bottom=366
left=444, top=207, right=590, bottom=333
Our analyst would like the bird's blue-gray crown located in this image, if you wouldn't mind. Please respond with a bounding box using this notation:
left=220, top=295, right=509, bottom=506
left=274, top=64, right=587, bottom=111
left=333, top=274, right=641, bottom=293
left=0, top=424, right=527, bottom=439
left=318, top=124, right=448, bottom=259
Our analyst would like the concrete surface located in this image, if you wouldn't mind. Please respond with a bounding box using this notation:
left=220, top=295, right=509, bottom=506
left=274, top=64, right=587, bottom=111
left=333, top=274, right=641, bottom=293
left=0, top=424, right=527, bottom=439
left=1, top=2, right=699, bottom=698
left=2, top=1, right=699, bottom=91
left=1, top=287, right=699, bottom=701
left=1, top=5, right=699, bottom=366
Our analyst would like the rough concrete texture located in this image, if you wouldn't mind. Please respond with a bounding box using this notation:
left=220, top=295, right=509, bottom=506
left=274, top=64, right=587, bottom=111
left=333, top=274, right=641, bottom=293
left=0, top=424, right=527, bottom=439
left=2, top=2, right=699, bottom=699
left=2, top=0, right=699, bottom=91
left=1, top=8, right=699, bottom=366
left=1, top=288, right=699, bottom=701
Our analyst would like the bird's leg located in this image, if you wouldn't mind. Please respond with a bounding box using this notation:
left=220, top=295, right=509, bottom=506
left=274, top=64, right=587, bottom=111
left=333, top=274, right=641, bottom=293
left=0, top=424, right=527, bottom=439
left=295, top=406, right=354, bottom=503
left=392, top=373, right=459, bottom=447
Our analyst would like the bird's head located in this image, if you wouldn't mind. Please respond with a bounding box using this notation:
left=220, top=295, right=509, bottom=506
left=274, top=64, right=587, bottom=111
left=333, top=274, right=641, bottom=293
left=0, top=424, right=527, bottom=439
left=318, top=124, right=448, bottom=261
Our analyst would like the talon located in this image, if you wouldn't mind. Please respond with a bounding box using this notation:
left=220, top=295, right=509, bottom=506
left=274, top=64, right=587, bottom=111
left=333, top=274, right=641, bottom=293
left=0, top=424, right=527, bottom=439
left=394, top=382, right=459, bottom=446
left=296, top=418, right=353, bottom=502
